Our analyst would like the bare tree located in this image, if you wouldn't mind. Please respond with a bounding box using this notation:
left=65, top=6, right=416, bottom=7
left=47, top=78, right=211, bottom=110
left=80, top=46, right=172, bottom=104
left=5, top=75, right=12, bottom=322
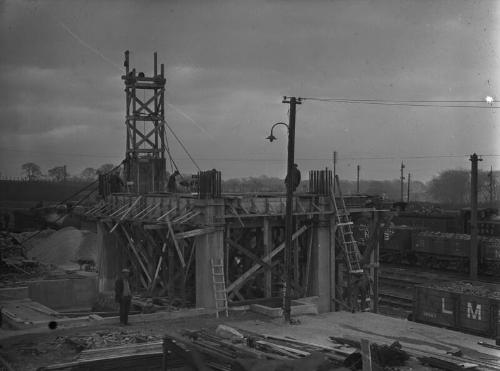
left=80, top=167, right=97, bottom=180
left=427, top=169, right=470, bottom=205
left=97, top=163, right=115, bottom=175
left=48, top=166, right=67, bottom=182
left=21, top=162, right=42, bottom=181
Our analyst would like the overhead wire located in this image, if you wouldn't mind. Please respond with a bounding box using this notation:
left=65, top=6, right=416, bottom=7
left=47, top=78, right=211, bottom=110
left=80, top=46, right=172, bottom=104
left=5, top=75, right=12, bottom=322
left=300, top=97, right=499, bottom=109
left=163, top=120, right=201, bottom=172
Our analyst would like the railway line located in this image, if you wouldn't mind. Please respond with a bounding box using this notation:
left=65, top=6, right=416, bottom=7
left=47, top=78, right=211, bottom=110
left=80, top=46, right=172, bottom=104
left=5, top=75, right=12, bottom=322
left=376, top=264, right=500, bottom=316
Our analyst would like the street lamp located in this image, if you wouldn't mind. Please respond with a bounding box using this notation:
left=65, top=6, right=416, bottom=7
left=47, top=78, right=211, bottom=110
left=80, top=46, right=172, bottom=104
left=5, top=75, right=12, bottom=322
left=266, top=122, right=288, bottom=143
left=266, top=97, right=301, bottom=323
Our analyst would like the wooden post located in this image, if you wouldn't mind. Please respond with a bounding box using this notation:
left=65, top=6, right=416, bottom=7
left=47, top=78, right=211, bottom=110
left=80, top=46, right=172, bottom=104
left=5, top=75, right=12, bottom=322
left=361, top=339, right=372, bottom=371
left=263, top=218, right=272, bottom=297
left=470, top=153, right=482, bottom=280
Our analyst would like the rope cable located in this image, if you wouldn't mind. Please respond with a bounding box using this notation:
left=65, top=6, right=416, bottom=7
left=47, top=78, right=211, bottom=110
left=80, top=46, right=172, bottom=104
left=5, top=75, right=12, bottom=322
left=164, top=120, right=201, bottom=171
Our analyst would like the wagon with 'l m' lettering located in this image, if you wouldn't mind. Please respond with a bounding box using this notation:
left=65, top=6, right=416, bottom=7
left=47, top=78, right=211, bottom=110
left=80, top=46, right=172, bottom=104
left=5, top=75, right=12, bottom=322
left=413, top=281, right=500, bottom=338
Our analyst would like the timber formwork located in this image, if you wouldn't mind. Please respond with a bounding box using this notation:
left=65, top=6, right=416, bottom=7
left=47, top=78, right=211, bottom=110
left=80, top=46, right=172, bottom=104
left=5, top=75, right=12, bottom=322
left=89, top=186, right=380, bottom=313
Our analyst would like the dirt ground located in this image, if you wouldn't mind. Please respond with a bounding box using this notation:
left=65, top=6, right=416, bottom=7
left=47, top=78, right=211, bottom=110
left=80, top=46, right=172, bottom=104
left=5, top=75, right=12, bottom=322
left=2, top=310, right=500, bottom=371
left=0, top=310, right=264, bottom=371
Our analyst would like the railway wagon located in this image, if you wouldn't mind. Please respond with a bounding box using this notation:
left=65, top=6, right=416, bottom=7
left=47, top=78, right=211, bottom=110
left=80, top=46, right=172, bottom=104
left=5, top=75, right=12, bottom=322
left=381, top=228, right=500, bottom=274
left=414, top=281, right=500, bottom=338
left=412, top=232, right=470, bottom=271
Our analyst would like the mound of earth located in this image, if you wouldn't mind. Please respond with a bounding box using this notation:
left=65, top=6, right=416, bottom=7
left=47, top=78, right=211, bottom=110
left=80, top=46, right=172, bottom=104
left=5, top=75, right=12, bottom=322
left=27, top=226, right=97, bottom=267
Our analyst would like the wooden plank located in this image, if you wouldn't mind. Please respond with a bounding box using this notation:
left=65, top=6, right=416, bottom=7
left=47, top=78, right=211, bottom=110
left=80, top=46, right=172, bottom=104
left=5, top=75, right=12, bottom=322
left=110, top=196, right=142, bottom=233
left=221, top=210, right=334, bottom=219
left=139, top=203, right=161, bottom=219
left=174, top=228, right=215, bottom=240
left=227, top=238, right=273, bottom=271
left=226, top=225, right=308, bottom=294
left=144, top=224, right=168, bottom=230
left=120, top=225, right=152, bottom=285
left=304, top=228, right=313, bottom=297
left=156, top=207, right=176, bottom=221
left=361, top=339, right=372, bottom=371
left=263, top=218, right=272, bottom=298
left=185, top=239, right=196, bottom=273
left=165, top=216, right=186, bottom=268
left=151, top=243, right=167, bottom=291
left=174, top=211, right=201, bottom=224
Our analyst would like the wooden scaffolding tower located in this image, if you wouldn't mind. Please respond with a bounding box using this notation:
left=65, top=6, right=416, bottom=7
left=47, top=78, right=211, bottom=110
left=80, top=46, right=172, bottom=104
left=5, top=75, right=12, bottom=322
left=122, top=51, right=167, bottom=193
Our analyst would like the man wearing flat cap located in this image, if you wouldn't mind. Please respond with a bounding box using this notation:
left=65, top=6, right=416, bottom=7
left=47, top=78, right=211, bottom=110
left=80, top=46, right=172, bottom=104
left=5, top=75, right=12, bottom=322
left=115, top=268, right=132, bottom=325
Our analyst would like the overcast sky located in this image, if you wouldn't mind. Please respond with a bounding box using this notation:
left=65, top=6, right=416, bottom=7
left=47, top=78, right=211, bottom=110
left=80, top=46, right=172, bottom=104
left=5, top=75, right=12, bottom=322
left=1, top=0, right=499, bottom=182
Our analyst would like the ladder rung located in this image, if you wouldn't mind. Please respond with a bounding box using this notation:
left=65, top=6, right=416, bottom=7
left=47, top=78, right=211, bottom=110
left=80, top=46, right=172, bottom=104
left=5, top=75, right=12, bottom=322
left=337, top=222, right=353, bottom=226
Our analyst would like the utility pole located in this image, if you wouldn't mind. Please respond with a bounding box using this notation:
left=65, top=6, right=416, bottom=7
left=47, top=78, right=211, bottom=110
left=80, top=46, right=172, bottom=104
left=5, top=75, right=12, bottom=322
left=407, top=173, right=411, bottom=203
left=470, top=153, right=482, bottom=280
left=333, top=151, right=337, bottom=194
left=282, top=96, right=301, bottom=323
left=489, top=166, right=494, bottom=203
left=356, top=165, right=360, bottom=194
left=400, top=162, right=405, bottom=202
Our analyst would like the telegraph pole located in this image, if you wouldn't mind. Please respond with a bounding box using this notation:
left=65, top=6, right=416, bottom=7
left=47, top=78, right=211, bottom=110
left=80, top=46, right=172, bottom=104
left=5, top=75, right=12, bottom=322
left=489, top=166, right=494, bottom=203
left=407, top=173, right=411, bottom=203
left=356, top=165, right=360, bottom=194
left=470, top=153, right=482, bottom=280
left=333, top=151, right=337, bottom=194
left=282, top=96, right=301, bottom=323
left=400, top=162, right=405, bottom=202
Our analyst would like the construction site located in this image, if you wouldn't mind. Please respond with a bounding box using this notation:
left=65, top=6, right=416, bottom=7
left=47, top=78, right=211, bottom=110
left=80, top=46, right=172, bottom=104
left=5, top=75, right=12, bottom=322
left=1, top=48, right=500, bottom=371
left=2, top=1, right=500, bottom=370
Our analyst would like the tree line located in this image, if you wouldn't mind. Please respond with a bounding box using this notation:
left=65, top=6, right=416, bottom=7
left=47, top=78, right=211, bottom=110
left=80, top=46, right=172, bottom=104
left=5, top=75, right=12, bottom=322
left=20, top=162, right=115, bottom=182
left=18, top=162, right=498, bottom=207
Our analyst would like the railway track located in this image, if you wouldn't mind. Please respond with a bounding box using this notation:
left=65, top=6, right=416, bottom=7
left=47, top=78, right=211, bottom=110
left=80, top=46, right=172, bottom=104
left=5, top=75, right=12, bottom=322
left=377, top=264, right=500, bottom=314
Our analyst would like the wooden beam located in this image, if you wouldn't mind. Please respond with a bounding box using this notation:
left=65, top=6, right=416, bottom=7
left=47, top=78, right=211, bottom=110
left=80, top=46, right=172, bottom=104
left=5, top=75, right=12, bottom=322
left=227, top=238, right=273, bottom=271
left=151, top=243, right=167, bottom=292
left=185, top=238, right=196, bottom=274
left=226, top=225, right=308, bottom=294
left=173, top=210, right=200, bottom=224
left=110, top=196, right=142, bottom=233
left=144, top=224, right=168, bottom=230
left=156, top=207, right=176, bottom=221
left=221, top=210, right=334, bottom=219
left=263, top=218, right=272, bottom=298
left=304, top=227, right=313, bottom=297
left=165, top=217, right=186, bottom=268
left=175, top=228, right=215, bottom=240
left=361, top=339, right=372, bottom=371
left=120, top=225, right=152, bottom=284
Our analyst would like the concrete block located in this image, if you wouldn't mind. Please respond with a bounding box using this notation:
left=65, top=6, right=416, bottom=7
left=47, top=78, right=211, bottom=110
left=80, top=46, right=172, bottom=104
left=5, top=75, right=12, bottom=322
left=0, top=286, right=29, bottom=301
left=28, top=277, right=98, bottom=310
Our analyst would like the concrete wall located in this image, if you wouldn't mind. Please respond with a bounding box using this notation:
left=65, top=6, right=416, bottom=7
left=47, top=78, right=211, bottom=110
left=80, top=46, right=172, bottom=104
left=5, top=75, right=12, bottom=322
left=97, top=222, right=123, bottom=292
left=27, top=276, right=98, bottom=310
left=311, top=196, right=334, bottom=313
left=196, top=199, right=225, bottom=309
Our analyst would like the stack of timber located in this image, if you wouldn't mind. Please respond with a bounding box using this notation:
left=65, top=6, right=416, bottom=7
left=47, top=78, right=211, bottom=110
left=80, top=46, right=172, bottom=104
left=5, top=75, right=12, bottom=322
left=38, top=341, right=168, bottom=371
left=39, top=325, right=500, bottom=371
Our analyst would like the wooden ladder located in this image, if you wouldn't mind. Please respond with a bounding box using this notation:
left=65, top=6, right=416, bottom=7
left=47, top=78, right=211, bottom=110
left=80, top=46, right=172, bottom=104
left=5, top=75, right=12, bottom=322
left=210, top=258, right=229, bottom=318
left=331, top=175, right=364, bottom=274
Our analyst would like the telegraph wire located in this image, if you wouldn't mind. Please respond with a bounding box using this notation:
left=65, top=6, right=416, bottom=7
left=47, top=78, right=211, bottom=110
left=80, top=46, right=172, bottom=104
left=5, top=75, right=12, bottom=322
left=300, top=96, right=498, bottom=109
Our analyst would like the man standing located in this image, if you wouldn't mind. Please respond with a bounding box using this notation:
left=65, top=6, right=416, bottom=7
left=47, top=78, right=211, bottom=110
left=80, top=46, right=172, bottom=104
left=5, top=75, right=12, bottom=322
left=285, top=163, right=301, bottom=192
left=115, top=268, right=132, bottom=325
